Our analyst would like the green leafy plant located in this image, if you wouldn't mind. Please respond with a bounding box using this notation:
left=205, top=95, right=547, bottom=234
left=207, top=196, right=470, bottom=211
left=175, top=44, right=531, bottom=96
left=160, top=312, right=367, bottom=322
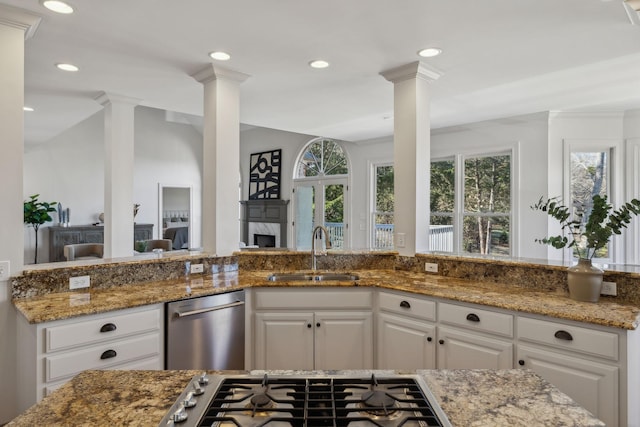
left=532, top=194, right=640, bottom=259
left=24, top=194, right=57, bottom=264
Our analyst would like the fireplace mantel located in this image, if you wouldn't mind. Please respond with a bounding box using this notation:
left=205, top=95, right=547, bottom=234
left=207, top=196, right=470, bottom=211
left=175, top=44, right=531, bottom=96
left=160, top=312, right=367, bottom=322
left=240, top=200, right=289, bottom=248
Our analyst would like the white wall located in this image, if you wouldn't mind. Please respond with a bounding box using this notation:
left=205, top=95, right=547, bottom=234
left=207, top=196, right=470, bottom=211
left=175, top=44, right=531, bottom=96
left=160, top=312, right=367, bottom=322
left=23, top=106, right=203, bottom=264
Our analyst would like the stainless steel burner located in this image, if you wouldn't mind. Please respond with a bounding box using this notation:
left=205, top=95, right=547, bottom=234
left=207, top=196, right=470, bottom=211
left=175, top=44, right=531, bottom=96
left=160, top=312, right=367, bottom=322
left=159, top=373, right=452, bottom=427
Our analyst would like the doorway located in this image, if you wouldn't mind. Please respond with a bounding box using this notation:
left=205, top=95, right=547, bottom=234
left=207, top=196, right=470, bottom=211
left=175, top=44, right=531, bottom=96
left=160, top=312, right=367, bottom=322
left=158, top=184, right=192, bottom=250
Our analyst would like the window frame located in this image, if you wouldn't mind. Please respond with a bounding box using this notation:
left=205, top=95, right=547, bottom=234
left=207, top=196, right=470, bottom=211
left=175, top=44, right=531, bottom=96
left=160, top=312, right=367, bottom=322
left=431, top=143, right=519, bottom=257
left=562, top=138, right=624, bottom=264
left=369, top=161, right=394, bottom=250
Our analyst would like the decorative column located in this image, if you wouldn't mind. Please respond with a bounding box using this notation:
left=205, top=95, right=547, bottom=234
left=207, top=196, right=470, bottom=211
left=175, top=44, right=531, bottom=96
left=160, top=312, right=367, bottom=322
left=0, top=4, right=41, bottom=421
left=381, top=61, right=442, bottom=256
left=95, top=92, right=140, bottom=259
left=192, top=65, right=249, bottom=256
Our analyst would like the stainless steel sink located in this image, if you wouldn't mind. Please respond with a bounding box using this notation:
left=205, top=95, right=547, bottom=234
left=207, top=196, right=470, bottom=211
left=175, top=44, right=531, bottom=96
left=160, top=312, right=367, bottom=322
left=267, top=272, right=360, bottom=282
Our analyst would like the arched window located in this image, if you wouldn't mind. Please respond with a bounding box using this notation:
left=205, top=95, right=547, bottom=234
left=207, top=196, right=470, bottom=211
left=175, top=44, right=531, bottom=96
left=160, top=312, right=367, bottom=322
left=293, top=138, right=350, bottom=250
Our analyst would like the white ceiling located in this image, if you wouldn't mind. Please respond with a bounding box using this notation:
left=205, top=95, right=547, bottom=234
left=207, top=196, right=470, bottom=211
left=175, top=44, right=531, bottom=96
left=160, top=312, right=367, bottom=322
left=4, top=0, right=640, bottom=145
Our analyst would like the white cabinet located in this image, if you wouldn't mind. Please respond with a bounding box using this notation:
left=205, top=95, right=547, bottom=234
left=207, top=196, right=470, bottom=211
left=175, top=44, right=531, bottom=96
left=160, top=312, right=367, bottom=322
left=17, top=304, right=163, bottom=412
left=516, top=316, right=622, bottom=427
left=377, top=291, right=436, bottom=369
left=251, top=289, right=373, bottom=370
left=436, top=302, right=513, bottom=369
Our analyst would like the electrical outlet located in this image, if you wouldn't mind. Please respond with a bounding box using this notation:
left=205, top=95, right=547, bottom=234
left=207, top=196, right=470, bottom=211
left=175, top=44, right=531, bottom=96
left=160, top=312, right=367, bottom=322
left=601, top=281, right=617, bottom=296
left=190, top=263, right=204, bottom=274
left=69, top=275, right=90, bottom=290
left=396, top=233, right=406, bottom=248
left=425, top=262, right=438, bottom=273
left=0, top=260, right=10, bottom=280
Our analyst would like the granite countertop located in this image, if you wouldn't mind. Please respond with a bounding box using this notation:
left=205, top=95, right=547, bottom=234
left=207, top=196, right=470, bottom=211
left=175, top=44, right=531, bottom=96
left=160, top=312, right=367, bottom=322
left=13, top=269, right=640, bottom=329
left=6, top=369, right=604, bottom=427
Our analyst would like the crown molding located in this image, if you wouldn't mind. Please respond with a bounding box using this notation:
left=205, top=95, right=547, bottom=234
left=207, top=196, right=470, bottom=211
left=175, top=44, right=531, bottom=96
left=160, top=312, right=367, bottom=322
left=380, top=61, right=443, bottom=84
left=94, top=91, right=142, bottom=107
left=192, top=64, right=250, bottom=85
left=0, top=4, right=42, bottom=40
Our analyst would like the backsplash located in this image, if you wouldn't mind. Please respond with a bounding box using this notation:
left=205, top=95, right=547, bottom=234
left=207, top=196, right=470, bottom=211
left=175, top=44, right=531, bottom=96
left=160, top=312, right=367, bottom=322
left=11, top=254, right=237, bottom=299
left=11, top=250, right=640, bottom=306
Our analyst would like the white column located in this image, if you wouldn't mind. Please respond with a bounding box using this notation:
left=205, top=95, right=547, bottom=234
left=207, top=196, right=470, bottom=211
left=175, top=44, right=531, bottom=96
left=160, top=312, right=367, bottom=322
left=381, top=61, right=442, bottom=256
left=0, top=5, right=41, bottom=422
left=192, top=65, right=249, bottom=256
left=95, top=92, right=140, bottom=259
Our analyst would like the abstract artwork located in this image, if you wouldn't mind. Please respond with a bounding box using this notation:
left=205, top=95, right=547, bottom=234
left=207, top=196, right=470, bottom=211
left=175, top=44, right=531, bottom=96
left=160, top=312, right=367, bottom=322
left=249, top=149, right=281, bottom=199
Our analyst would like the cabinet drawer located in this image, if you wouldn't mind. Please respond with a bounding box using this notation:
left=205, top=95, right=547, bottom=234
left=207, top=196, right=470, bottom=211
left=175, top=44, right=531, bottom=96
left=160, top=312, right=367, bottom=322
left=439, top=302, right=513, bottom=338
left=45, top=308, right=160, bottom=353
left=517, top=317, right=618, bottom=360
left=254, top=289, right=372, bottom=310
left=45, top=333, right=160, bottom=382
left=378, top=292, right=435, bottom=321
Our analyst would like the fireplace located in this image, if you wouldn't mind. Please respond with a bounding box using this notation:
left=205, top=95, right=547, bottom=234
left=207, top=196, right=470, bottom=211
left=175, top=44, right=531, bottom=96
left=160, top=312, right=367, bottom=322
left=254, top=233, right=276, bottom=248
left=241, top=200, right=289, bottom=248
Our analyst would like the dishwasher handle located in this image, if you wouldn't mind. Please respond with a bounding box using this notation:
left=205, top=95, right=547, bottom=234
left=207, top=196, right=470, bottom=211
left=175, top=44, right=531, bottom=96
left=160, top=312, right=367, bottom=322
left=174, top=300, right=245, bottom=318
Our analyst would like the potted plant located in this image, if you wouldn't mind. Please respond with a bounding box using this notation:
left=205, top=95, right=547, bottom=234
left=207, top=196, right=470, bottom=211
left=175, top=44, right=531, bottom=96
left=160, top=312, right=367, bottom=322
left=24, top=194, right=57, bottom=264
left=532, top=194, right=640, bottom=302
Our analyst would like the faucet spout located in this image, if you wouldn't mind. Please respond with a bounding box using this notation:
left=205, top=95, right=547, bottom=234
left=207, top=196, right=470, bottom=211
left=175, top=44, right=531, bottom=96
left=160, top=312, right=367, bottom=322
left=311, top=225, right=332, bottom=271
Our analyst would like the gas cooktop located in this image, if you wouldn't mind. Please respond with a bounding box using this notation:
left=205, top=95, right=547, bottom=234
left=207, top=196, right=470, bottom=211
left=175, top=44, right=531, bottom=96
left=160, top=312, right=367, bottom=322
left=159, top=373, right=452, bottom=427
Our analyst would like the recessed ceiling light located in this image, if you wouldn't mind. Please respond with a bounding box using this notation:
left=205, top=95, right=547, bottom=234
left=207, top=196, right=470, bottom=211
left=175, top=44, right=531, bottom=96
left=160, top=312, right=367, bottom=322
left=55, top=63, right=79, bottom=72
left=418, top=47, right=443, bottom=58
left=41, top=0, right=74, bottom=14
left=309, top=60, right=330, bottom=69
left=23, top=106, right=35, bottom=112
left=209, top=51, right=231, bottom=61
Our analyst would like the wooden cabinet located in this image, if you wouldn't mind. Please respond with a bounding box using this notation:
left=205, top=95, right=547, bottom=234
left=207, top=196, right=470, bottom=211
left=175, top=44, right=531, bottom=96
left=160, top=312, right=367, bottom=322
left=377, top=291, right=436, bottom=369
left=48, top=224, right=153, bottom=261
left=516, top=316, right=621, bottom=426
left=251, top=288, right=373, bottom=370
left=16, top=304, right=163, bottom=412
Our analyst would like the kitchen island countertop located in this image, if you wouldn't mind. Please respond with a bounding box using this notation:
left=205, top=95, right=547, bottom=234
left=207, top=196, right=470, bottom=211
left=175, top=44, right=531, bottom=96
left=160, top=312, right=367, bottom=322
left=13, top=269, right=640, bottom=329
left=6, top=369, right=604, bottom=427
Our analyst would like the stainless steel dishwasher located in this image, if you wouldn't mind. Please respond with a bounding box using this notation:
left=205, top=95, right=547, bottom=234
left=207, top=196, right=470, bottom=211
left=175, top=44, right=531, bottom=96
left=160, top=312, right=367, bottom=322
left=166, top=290, right=245, bottom=370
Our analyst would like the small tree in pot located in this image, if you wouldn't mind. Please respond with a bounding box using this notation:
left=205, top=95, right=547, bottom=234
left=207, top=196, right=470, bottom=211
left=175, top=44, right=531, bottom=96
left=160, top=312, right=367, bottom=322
left=24, top=194, right=57, bottom=264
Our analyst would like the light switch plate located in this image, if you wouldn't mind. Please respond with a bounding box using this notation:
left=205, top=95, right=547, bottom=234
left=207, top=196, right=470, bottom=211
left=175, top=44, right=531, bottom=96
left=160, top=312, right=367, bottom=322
left=0, top=261, right=9, bottom=280
left=396, top=233, right=406, bottom=248
left=69, top=275, right=90, bottom=290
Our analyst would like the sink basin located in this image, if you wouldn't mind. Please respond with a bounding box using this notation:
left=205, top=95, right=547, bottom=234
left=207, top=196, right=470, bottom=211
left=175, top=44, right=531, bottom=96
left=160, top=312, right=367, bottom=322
left=267, top=272, right=360, bottom=282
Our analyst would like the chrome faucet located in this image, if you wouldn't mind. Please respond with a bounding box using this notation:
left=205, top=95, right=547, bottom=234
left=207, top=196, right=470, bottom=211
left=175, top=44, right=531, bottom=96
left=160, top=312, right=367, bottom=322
left=311, top=225, right=332, bottom=270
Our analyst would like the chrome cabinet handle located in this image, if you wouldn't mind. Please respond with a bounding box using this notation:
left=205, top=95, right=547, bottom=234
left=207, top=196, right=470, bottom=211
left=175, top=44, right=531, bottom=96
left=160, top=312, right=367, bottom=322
left=554, top=330, right=573, bottom=341
left=100, top=323, right=117, bottom=333
left=174, top=300, right=245, bottom=318
left=466, top=313, right=480, bottom=322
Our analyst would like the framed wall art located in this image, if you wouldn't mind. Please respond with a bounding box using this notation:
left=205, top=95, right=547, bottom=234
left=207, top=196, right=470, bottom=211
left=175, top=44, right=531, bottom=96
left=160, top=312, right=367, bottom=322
left=249, top=149, right=281, bottom=199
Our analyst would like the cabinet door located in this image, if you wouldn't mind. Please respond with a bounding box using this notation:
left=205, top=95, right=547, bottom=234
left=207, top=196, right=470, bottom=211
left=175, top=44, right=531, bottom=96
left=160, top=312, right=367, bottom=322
left=254, top=312, right=314, bottom=370
left=437, top=326, right=513, bottom=369
left=83, top=229, right=104, bottom=244
left=314, top=311, right=373, bottom=370
left=377, top=313, right=435, bottom=369
left=517, top=344, right=618, bottom=427
left=50, top=230, right=83, bottom=261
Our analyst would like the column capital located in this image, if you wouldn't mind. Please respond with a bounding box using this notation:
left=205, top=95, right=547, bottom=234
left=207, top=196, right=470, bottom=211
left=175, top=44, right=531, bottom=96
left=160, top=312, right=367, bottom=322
left=0, top=4, right=42, bottom=40
left=380, top=61, right=443, bottom=84
left=192, top=64, right=250, bottom=85
left=94, top=91, right=142, bottom=107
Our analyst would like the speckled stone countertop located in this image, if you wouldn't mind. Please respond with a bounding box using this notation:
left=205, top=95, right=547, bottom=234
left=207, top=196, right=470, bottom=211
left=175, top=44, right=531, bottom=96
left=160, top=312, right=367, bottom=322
left=13, top=269, right=640, bottom=329
left=6, top=369, right=603, bottom=427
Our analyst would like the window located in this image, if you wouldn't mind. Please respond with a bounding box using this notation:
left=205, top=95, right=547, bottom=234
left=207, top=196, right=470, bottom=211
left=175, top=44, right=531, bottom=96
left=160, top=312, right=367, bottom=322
left=293, top=138, right=349, bottom=250
left=372, top=164, right=394, bottom=249
left=430, top=151, right=512, bottom=256
left=569, top=149, right=611, bottom=260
